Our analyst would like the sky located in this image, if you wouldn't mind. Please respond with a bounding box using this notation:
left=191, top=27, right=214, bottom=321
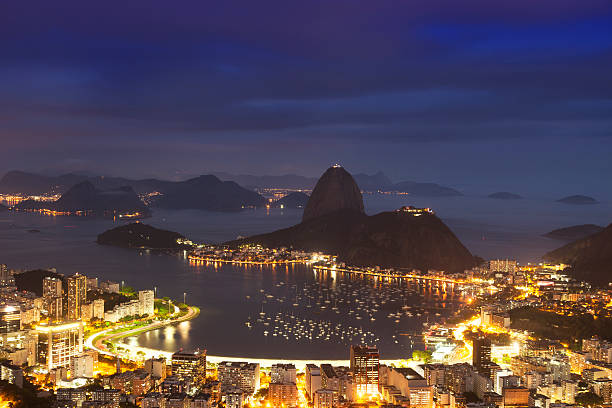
left=1, top=1, right=612, bottom=197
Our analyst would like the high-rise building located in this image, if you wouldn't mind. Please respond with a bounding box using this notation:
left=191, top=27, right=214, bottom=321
left=217, top=361, right=260, bottom=395
left=47, top=296, right=63, bottom=321
left=271, top=363, right=297, bottom=384
left=67, top=273, right=87, bottom=320
left=350, top=345, right=380, bottom=395
left=36, top=321, right=84, bottom=370
left=269, top=382, right=298, bottom=407
left=92, top=299, right=105, bottom=320
left=43, top=277, right=62, bottom=298
left=0, top=265, right=15, bottom=288
left=473, top=336, right=492, bottom=378
left=138, top=290, right=155, bottom=316
left=306, top=364, right=322, bottom=400
left=171, top=349, right=206, bottom=386
left=145, top=357, right=167, bottom=380
left=0, top=305, right=21, bottom=334
left=71, top=353, right=94, bottom=378
left=225, top=387, right=244, bottom=408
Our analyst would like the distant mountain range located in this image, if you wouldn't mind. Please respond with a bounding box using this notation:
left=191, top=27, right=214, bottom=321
left=544, top=223, right=612, bottom=286
left=1, top=171, right=265, bottom=212
left=214, top=170, right=462, bottom=196
left=229, top=166, right=476, bottom=272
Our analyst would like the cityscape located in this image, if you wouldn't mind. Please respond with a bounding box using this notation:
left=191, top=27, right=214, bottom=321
left=2, top=1, right=612, bottom=408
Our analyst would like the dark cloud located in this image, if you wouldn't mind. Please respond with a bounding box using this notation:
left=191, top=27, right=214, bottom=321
left=0, top=1, right=611, bottom=191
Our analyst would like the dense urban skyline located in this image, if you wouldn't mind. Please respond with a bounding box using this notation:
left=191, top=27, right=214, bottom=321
left=1, top=1, right=612, bottom=197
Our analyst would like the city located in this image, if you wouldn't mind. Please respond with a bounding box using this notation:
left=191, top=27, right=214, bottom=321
left=2, top=1, right=612, bottom=407
left=0, top=254, right=612, bottom=407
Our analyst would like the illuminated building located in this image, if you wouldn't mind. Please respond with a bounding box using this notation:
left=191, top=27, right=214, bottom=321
left=314, top=388, right=336, bottom=408
left=0, top=305, right=21, bottom=334
left=81, top=302, right=93, bottom=322
left=502, top=386, right=530, bottom=408
left=90, top=389, right=120, bottom=408
left=320, top=364, right=339, bottom=393
left=92, top=299, right=105, bottom=320
left=306, top=364, right=322, bottom=400
left=47, top=296, right=63, bottom=321
left=0, top=361, right=23, bottom=388
left=43, top=276, right=62, bottom=298
left=138, top=290, right=155, bottom=316
left=171, top=349, right=206, bottom=387
left=0, top=264, right=15, bottom=287
left=67, top=273, right=87, bottom=320
left=489, top=259, right=517, bottom=274
left=384, top=367, right=433, bottom=408
left=350, top=345, right=379, bottom=395
left=269, top=382, right=298, bottom=407
left=36, top=321, right=84, bottom=371
left=473, top=336, right=492, bottom=378
left=271, top=363, right=297, bottom=384
left=145, top=357, right=167, bottom=380
left=225, top=387, right=244, bottom=408
left=71, top=353, right=94, bottom=379
left=217, top=361, right=260, bottom=395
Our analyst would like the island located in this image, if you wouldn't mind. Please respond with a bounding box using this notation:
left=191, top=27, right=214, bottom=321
left=544, top=224, right=604, bottom=241
left=556, top=195, right=598, bottom=205
left=97, top=222, right=194, bottom=250
left=488, top=192, right=523, bottom=200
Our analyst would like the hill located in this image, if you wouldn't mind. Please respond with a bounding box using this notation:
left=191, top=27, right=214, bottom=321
left=153, top=175, right=266, bottom=211
left=488, top=192, right=523, bottom=200
left=14, top=269, right=65, bottom=296
left=544, top=224, right=604, bottom=241
left=0, top=170, right=87, bottom=195
left=302, top=166, right=364, bottom=222
left=544, top=223, right=612, bottom=286
left=272, top=192, right=309, bottom=209
left=97, top=223, right=191, bottom=250
left=557, top=195, right=598, bottom=205
left=229, top=166, right=475, bottom=273
left=15, top=181, right=150, bottom=216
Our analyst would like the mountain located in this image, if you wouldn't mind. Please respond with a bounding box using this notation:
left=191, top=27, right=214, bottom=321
left=97, top=223, right=191, bottom=250
left=15, top=181, right=150, bottom=216
left=213, top=172, right=318, bottom=189
left=0, top=170, right=88, bottom=195
left=353, top=171, right=393, bottom=191
left=153, top=175, right=266, bottom=211
left=391, top=181, right=463, bottom=197
left=544, top=223, right=612, bottom=286
left=272, top=192, right=309, bottom=209
left=557, top=195, right=598, bottom=205
left=302, top=166, right=364, bottom=222
left=544, top=224, right=604, bottom=241
left=229, top=166, right=475, bottom=273
left=488, top=192, right=523, bottom=200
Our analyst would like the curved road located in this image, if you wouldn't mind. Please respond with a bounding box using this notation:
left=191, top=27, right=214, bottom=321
left=86, top=305, right=198, bottom=359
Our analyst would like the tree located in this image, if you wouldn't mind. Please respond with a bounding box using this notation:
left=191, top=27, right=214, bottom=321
left=575, top=392, right=603, bottom=407
left=412, top=350, right=433, bottom=363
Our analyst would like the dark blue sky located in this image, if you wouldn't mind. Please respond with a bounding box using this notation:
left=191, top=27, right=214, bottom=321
left=1, top=1, right=612, bottom=197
